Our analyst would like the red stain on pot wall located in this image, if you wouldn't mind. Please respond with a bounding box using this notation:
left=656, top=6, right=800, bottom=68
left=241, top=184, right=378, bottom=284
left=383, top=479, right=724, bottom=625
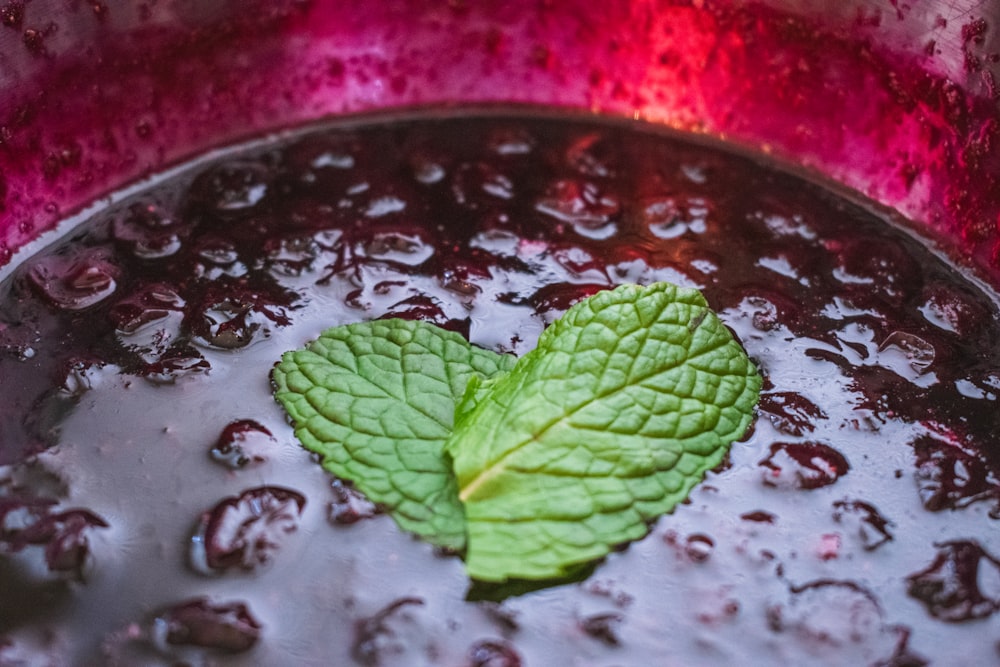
left=0, top=0, right=997, bottom=281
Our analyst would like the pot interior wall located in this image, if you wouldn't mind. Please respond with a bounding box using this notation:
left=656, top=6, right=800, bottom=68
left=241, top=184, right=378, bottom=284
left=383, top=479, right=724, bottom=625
left=0, top=0, right=998, bottom=281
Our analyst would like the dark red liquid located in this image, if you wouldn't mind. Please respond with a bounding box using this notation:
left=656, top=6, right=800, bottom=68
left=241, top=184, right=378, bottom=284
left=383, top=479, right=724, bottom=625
left=1, top=112, right=998, bottom=665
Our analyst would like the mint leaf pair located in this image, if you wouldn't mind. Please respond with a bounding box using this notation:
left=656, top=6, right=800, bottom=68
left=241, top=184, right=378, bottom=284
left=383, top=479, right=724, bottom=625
left=270, top=319, right=513, bottom=550
left=272, top=282, right=761, bottom=583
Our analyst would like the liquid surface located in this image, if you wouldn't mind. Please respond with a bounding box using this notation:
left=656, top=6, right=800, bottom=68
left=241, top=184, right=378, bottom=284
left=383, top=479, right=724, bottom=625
left=1, top=113, right=999, bottom=665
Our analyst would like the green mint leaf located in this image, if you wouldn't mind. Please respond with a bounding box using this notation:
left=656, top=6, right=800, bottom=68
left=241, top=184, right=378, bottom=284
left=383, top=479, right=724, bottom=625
left=446, top=282, right=761, bottom=582
left=272, top=282, right=761, bottom=584
left=271, top=319, right=515, bottom=550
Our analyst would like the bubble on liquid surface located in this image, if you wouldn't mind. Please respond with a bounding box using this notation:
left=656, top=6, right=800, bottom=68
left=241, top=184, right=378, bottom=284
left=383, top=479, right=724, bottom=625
left=642, top=195, right=709, bottom=239
left=0, top=497, right=108, bottom=577
left=26, top=248, right=119, bottom=311
left=412, top=159, right=446, bottom=185
left=767, top=581, right=902, bottom=661
left=327, top=478, right=379, bottom=525
left=352, top=597, right=428, bottom=667
left=831, top=237, right=921, bottom=302
left=189, top=160, right=272, bottom=216
left=918, top=284, right=989, bottom=336
left=760, top=442, right=850, bottom=490
left=876, top=332, right=937, bottom=386
left=150, top=597, right=262, bottom=654
left=382, top=294, right=465, bottom=333
left=190, top=287, right=292, bottom=350
left=111, top=200, right=185, bottom=259
left=284, top=133, right=360, bottom=184
left=736, top=291, right=804, bottom=333
left=684, top=533, right=715, bottom=562
left=452, top=162, right=515, bottom=205
left=524, top=282, right=609, bottom=320
left=110, top=284, right=185, bottom=334
left=755, top=211, right=817, bottom=241
left=907, top=540, right=1000, bottom=622
left=439, top=262, right=485, bottom=301
left=209, top=420, right=275, bottom=469
left=487, top=125, right=535, bottom=156
left=57, top=358, right=117, bottom=400
left=578, top=611, right=624, bottom=646
left=109, top=284, right=185, bottom=361
left=758, top=392, right=828, bottom=436
left=831, top=500, right=894, bottom=551
left=466, top=639, right=522, bottom=667
left=535, top=179, right=620, bottom=239
left=365, top=195, right=408, bottom=218
left=263, top=233, right=327, bottom=277
left=361, top=230, right=435, bottom=267
left=189, top=486, right=305, bottom=574
left=139, top=345, right=211, bottom=384
left=911, top=432, right=999, bottom=512
left=193, top=237, right=246, bottom=279
left=565, top=132, right=619, bottom=178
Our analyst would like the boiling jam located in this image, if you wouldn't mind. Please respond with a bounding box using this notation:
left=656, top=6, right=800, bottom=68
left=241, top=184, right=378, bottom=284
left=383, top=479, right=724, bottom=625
left=1, top=113, right=998, bottom=665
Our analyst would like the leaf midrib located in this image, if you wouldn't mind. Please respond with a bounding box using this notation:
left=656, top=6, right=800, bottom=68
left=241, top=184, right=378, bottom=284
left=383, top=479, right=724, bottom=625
left=457, top=319, right=731, bottom=501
